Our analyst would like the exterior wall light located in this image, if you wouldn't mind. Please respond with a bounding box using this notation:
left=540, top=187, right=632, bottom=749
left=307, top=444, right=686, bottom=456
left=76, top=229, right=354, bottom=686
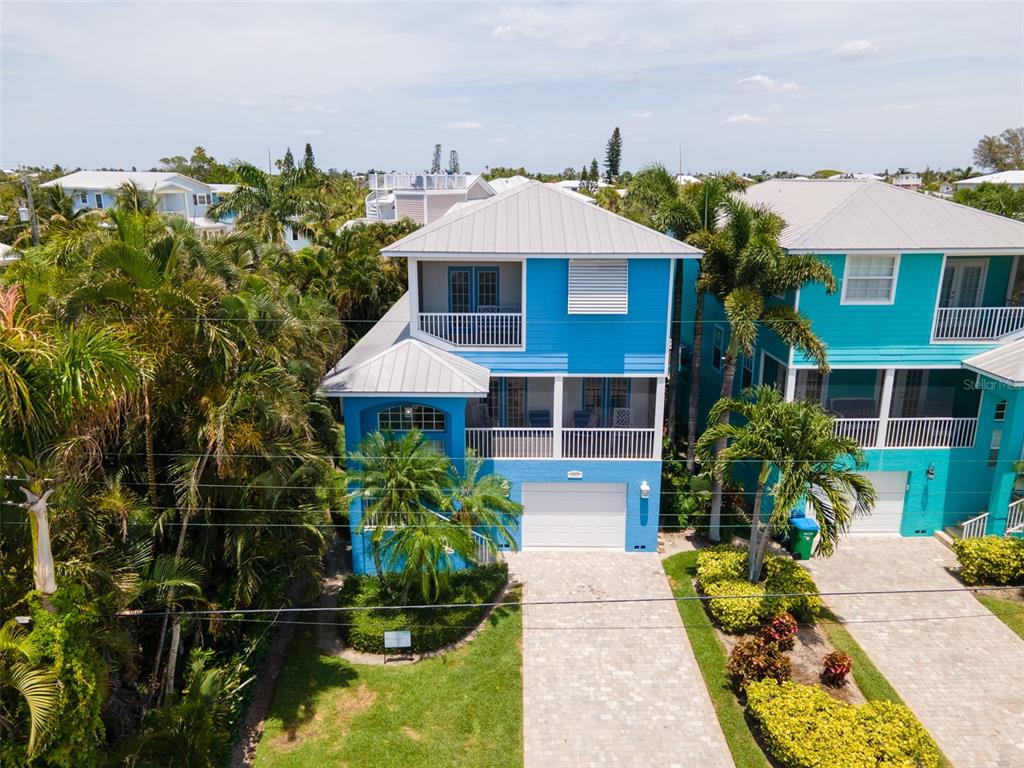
left=640, top=480, right=651, bottom=499
left=926, top=463, right=935, bottom=481
left=501, top=479, right=511, bottom=498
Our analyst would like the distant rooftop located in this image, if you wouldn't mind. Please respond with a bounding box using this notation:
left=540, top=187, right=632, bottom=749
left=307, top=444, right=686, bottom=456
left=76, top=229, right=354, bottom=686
left=41, top=170, right=203, bottom=191
left=953, top=171, right=1024, bottom=187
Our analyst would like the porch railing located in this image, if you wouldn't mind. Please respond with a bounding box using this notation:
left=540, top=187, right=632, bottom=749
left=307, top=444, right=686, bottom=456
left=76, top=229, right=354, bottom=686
left=1006, top=498, right=1024, bottom=535
left=367, top=172, right=470, bottom=191
left=960, top=512, right=989, bottom=539
left=932, top=305, right=1024, bottom=341
left=360, top=510, right=500, bottom=565
left=886, top=417, right=977, bottom=448
left=418, top=312, right=523, bottom=347
left=832, top=417, right=977, bottom=448
left=465, top=428, right=553, bottom=458
left=561, top=428, right=658, bottom=459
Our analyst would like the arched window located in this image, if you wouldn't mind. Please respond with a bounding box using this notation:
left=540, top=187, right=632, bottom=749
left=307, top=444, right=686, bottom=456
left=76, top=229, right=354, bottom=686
left=377, top=404, right=446, bottom=432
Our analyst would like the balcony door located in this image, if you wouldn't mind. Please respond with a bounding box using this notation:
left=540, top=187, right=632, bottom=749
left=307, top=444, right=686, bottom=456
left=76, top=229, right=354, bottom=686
left=940, top=259, right=986, bottom=308
left=448, top=267, right=499, bottom=313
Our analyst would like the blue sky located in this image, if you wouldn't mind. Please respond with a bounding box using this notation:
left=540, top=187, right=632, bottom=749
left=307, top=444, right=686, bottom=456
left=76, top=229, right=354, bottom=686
left=2, top=1, right=1022, bottom=174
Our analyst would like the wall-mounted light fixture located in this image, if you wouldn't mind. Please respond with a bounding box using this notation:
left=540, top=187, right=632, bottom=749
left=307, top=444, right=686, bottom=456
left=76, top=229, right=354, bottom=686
left=501, top=479, right=511, bottom=498
left=926, top=463, right=935, bottom=481
left=640, top=480, right=651, bottom=499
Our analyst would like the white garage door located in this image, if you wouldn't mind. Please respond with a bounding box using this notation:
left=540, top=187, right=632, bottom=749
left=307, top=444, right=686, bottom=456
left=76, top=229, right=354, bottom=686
left=845, top=471, right=907, bottom=535
left=521, top=482, right=627, bottom=549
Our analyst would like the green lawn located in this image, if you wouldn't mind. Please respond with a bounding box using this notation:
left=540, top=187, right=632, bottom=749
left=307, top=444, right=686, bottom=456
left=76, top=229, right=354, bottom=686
left=253, top=602, right=522, bottom=768
left=817, top=612, right=903, bottom=704
left=662, top=551, right=771, bottom=768
left=976, top=594, right=1024, bottom=640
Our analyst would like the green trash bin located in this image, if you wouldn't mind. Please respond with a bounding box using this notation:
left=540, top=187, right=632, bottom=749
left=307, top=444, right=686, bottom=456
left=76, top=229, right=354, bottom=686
left=789, top=516, right=819, bottom=560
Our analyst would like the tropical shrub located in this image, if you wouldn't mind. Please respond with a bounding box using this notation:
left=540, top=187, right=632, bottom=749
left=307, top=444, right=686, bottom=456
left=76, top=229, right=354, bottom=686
left=726, top=636, right=791, bottom=691
left=953, top=535, right=1024, bottom=585
left=821, top=651, right=853, bottom=687
left=759, top=612, right=798, bottom=650
left=763, top=557, right=823, bottom=622
left=661, top=465, right=713, bottom=530
left=695, top=546, right=747, bottom=586
left=702, top=578, right=766, bottom=633
left=746, top=680, right=941, bottom=768
left=341, top=564, right=507, bottom=653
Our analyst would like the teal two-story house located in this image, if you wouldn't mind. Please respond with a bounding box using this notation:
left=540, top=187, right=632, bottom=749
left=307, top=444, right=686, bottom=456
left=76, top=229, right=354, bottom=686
left=322, top=181, right=702, bottom=573
left=692, top=179, right=1024, bottom=539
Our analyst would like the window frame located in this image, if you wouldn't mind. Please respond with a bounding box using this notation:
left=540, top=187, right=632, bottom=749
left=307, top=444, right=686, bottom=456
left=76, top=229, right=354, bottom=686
left=988, top=427, right=1002, bottom=468
left=94, top=193, right=104, bottom=209
left=377, top=404, right=447, bottom=432
left=994, top=400, right=1007, bottom=422
left=840, top=253, right=901, bottom=305
left=711, top=326, right=724, bottom=372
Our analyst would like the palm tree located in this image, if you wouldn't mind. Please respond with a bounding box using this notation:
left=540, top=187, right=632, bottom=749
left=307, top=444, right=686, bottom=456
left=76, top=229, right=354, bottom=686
left=704, top=200, right=836, bottom=540
left=698, top=387, right=877, bottom=581
left=382, top=514, right=475, bottom=603
left=347, top=430, right=451, bottom=584
left=445, top=452, right=522, bottom=557
left=0, top=620, right=59, bottom=754
left=208, top=163, right=322, bottom=244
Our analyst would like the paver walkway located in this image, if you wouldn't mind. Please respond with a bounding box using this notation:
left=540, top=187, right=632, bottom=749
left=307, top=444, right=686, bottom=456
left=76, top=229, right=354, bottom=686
left=507, top=550, right=732, bottom=768
left=805, top=537, right=1024, bottom=768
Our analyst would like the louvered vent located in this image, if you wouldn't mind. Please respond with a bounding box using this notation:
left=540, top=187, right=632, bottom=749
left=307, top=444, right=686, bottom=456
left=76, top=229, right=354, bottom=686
left=568, top=259, right=628, bottom=314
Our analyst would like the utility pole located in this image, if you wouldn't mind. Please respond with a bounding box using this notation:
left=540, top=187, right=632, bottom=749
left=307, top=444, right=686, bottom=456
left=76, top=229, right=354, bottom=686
left=20, top=174, right=39, bottom=246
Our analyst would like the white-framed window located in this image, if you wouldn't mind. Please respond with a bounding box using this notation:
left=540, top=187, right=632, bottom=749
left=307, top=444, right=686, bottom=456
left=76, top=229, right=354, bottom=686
left=712, top=326, right=724, bottom=371
left=94, top=193, right=104, bottom=209
left=291, top=226, right=300, bottom=241
left=988, top=428, right=1002, bottom=468
left=377, top=404, right=446, bottom=432
left=994, top=400, right=1007, bottom=421
left=79, top=192, right=87, bottom=204
left=740, top=354, right=754, bottom=389
left=568, top=259, right=628, bottom=314
left=841, top=254, right=899, bottom=304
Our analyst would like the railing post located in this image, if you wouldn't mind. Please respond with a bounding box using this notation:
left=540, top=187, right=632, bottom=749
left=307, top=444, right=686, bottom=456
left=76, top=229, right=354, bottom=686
left=654, top=377, right=666, bottom=459
left=552, top=377, right=564, bottom=459
left=877, top=368, right=895, bottom=448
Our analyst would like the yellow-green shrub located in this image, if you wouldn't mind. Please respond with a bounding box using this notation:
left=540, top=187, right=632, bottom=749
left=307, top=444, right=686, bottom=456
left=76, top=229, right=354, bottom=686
left=764, top=556, right=823, bottom=622
left=695, top=546, right=748, bottom=585
left=953, top=535, right=1024, bottom=585
left=746, top=680, right=940, bottom=768
left=703, top=578, right=766, bottom=633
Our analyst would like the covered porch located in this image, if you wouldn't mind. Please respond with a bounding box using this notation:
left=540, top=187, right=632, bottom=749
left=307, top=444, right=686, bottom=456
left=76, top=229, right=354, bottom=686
left=789, top=367, right=981, bottom=448
left=413, top=260, right=524, bottom=347
left=931, top=255, right=1024, bottom=341
left=465, top=376, right=662, bottom=459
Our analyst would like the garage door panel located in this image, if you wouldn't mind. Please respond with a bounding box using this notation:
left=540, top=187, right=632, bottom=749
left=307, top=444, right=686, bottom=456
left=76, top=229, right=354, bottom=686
left=846, top=471, right=907, bottom=535
left=521, top=482, right=626, bottom=549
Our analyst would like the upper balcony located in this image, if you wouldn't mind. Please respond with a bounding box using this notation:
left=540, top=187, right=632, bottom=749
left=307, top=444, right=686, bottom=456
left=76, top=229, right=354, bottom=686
left=414, top=260, right=524, bottom=348
left=367, top=172, right=472, bottom=192
left=931, top=256, right=1024, bottom=342
left=932, top=301, right=1024, bottom=341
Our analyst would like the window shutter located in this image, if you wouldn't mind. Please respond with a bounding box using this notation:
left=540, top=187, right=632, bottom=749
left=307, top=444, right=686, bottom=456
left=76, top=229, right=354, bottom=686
left=568, top=259, right=628, bottom=314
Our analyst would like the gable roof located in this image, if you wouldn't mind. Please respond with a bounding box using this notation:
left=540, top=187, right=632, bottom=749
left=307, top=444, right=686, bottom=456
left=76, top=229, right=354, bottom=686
left=740, top=179, right=1024, bottom=254
left=963, top=338, right=1024, bottom=387
left=953, top=171, right=1024, bottom=187
left=41, top=170, right=208, bottom=192
left=382, top=180, right=702, bottom=258
left=320, top=294, right=490, bottom=395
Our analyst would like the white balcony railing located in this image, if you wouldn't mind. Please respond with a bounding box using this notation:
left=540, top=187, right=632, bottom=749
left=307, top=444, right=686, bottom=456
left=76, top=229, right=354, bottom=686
left=832, top=417, right=977, bottom=449
left=418, top=312, right=523, bottom=347
left=466, top=428, right=554, bottom=458
left=367, top=172, right=470, bottom=191
left=1006, top=498, right=1024, bottom=534
left=961, top=512, right=989, bottom=539
left=562, top=428, right=658, bottom=459
left=933, top=305, right=1024, bottom=341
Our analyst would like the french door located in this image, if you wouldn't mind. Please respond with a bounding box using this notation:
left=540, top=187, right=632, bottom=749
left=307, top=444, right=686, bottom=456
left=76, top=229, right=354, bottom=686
left=939, top=259, right=986, bottom=308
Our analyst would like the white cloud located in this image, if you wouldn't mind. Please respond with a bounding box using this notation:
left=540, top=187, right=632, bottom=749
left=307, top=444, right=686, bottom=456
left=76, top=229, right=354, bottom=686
left=833, top=39, right=882, bottom=57
left=492, top=24, right=546, bottom=40
left=883, top=103, right=924, bottom=111
left=296, top=128, right=324, bottom=135
left=735, top=74, right=800, bottom=93
left=721, top=113, right=767, bottom=125
left=631, top=110, right=653, bottom=118
left=446, top=120, right=482, bottom=130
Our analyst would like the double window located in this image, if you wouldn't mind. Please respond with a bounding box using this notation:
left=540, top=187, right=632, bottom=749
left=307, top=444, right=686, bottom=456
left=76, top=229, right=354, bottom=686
left=568, top=259, right=628, bottom=314
left=192, top=193, right=210, bottom=206
left=582, top=377, right=630, bottom=427
left=842, top=255, right=899, bottom=304
left=485, top=377, right=527, bottom=426
left=448, top=267, right=499, bottom=312
left=377, top=405, right=446, bottom=432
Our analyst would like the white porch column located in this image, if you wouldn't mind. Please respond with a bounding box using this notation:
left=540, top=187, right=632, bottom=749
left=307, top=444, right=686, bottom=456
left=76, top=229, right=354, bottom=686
left=784, top=368, right=798, bottom=402
left=654, top=376, right=666, bottom=459
left=877, top=368, right=896, bottom=448
left=408, top=258, right=420, bottom=338
left=552, top=376, right=564, bottom=459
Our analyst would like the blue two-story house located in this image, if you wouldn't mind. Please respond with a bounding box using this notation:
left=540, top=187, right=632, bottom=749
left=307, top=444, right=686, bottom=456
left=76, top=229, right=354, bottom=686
left=322, top=181, right=702, bottom=572
left=691, top=179, right=1024, bottom=539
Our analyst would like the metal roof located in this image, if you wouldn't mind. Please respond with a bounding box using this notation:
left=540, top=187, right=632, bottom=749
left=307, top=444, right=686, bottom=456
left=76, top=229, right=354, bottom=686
left=41, top=170, right=205, bottom=192
left=953, top=171, right=1024, bottom=187
left=963, top=338, right=1024, bottom=387
left=741, top=179, right=1024, bottom=253
left=320, top=294, right=490, bottom=395
left=382, top=180, right=703, bottom=258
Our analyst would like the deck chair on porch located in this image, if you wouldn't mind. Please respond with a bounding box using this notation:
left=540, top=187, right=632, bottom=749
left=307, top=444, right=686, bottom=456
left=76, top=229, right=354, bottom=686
left=612, top=407, right=632, bottom=428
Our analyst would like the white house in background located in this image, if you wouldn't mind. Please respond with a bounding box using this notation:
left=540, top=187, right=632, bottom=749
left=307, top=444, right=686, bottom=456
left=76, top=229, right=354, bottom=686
left=0, top=242, right=19, bottom=268
left=363, top=172, right=495, bottom=224
left=829, top=172, right=884, bottom=181
left=891, top=173, right=923, bottom=190
left=40, top=171, right=235, bottom=239
left=953, top=171, right=1024, bottom=191
left=675, top=173, right=701, bottom=185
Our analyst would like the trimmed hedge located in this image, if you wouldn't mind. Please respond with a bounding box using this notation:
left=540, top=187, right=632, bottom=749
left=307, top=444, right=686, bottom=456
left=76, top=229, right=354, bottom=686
left=953, top=535, right=1024, bottom=585
left=696, top=547, right=748, bottom=585
left=703, top=579, right=766, bottom=633
left=339, top=564, right=508, bottom=653
left=746, top=680, right=941, bottom=768
left=764, top=557, right=824, bottom=622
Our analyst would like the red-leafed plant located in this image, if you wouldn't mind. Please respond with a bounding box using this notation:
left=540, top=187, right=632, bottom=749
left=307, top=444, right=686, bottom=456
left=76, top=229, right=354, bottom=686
left=727, top=636, right=792, bottom=691
left=821, top=650, right=853, bottom=687
left=759, top=611, right=798, bottom=650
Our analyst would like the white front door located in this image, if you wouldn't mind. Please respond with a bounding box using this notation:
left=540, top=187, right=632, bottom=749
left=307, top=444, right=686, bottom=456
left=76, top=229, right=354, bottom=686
left=940, top=259, right=987, bottom=308
left=521, top=482, right=627, bottom=548
left=846, top=471, right=908, bottom=535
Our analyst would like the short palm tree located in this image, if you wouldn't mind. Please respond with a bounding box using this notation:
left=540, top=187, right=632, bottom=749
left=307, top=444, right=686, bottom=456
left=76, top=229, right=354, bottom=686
left=0, top=620, right=59, bottom=754
left=698, top=387, right=877, bottom=582
left=382, top=514, right=475, bottom=603
left=445, top=452, right=522, bottom=556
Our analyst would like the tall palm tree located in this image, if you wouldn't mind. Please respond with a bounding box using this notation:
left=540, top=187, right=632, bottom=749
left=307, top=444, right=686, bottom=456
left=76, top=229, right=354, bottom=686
left=704, top=200, right=835, bottom=540
left=445, top=452, right=522, bottom=556
left=698, top=387, right=877, bottom=581
left=208, top=163, right=323, bottom=244
left=0, top=620, right=59, bottom=754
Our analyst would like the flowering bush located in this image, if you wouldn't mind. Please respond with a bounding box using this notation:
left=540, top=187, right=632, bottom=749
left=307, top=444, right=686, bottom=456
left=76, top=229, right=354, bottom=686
left=952, top=536, right=1024, bottom=585
left=702, top=578, right=766, bottom=633
left=821, top=650, right=853, bottom=687
left=759, top=612, right=798, bottom=650
left=695, top=546, right=748, bottom=586
left=727, top=636, right=791, bottom=691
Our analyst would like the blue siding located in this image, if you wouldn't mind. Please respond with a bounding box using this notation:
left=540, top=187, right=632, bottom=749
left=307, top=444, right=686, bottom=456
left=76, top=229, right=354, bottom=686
left=459, top=258, right=671, bottom=374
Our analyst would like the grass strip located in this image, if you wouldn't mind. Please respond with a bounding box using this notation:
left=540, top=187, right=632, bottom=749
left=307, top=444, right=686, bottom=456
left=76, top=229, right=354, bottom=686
left=975, top=594, right=1024, bottom=640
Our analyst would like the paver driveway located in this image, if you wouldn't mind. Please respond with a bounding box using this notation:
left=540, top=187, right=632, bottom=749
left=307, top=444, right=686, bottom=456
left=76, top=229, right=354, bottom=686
left=507, top=550, right=732, bottom=768
left=806, top=537, right=1024, bottom=768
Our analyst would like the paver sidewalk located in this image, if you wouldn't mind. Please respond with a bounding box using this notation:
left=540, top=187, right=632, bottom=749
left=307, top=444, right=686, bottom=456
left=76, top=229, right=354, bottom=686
left=507, top=550, right=733, bottom=768
left=806, top=537, right=1024, bottom=768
